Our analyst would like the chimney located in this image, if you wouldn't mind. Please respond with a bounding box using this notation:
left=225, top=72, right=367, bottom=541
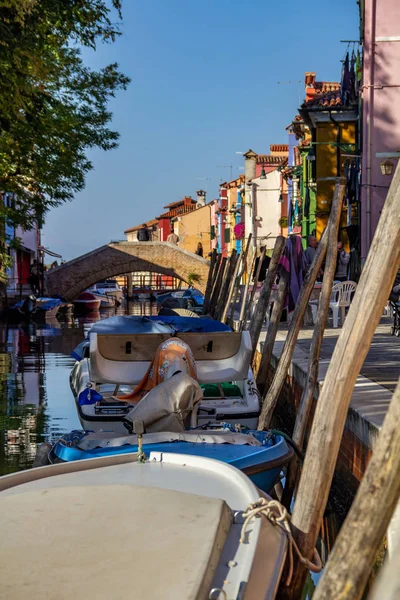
left=196, top=190, right=206, bottom=207
left=243, top=149, right=257, bottom=182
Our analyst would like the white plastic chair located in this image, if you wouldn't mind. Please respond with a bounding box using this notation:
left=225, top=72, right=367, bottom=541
left=309, top=282, right=342, bottom=327
left=337, top=281, right=357, bottom=327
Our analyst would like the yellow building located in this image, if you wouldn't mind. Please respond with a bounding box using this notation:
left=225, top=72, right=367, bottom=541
left=173, top=198, right=212, bottom=256
left=299, top=72, right=358, bottom=248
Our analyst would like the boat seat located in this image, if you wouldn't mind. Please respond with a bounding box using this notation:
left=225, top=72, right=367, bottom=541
left=89, top=331, right=252, bottom=385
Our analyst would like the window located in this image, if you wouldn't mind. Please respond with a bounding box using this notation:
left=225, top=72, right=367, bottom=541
left=210, top=225, right=215, bottom=240
left=224, top=228, right=230, bottom=243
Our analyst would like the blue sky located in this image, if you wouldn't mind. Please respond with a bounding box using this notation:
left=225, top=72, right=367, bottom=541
left=42, top=0, right=359, bottom=260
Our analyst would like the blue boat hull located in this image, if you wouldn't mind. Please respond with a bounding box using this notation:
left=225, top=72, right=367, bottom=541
left=51, top=431, right=293, bottom=493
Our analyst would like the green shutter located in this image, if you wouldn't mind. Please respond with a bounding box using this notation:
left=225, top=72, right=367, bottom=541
left=224, top=228, right=230, bottom=243
left=210, top=225, right=215, bottom=240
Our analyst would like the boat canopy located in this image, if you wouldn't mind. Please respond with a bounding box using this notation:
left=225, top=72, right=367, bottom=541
left=72, top=316, right=231, bottom=361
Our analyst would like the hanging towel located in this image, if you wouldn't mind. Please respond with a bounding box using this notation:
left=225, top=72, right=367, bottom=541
left=279, top=236, right=306, bottom=312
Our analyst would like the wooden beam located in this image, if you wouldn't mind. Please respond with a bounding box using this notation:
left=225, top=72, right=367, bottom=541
left=208, top=256, right=226, bottom=318
left=239, top=246, right=266, bottom=331
left=285, top=163, right=400, bottom=598
left=249, top=236, right=286, bottom=359
left=215, top=250, right=237, bottom=321
left=281, top=179, right=345, bottom=509
left=257, top=227, right=329, bottom=431
left=202, top=249, right=217, bottom=314
left=256, top=276, right=288, bottom=397
left=313, top=378, right=400, bottom=600
left=221, top=249, right=245, bottom=324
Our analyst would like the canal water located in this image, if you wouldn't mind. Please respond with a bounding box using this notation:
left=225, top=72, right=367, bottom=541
left=0, top=302, right=158, bottom=476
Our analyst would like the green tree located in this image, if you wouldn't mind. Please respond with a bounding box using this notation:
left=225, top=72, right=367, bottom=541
left=0, top=0, right=129, bottom=238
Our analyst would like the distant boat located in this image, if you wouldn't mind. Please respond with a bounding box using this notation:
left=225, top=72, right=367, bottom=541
left=89, top=290, right=116, bottom=308
left=1, top=452, right=288, bottom=599
left=8, top=296, right=62, bottom=321
left=88, top=280, right=123, bottom=304
left=73, top=292, right=101, bottom=313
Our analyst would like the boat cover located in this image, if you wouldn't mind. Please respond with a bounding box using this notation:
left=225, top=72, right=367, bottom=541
left=76, top=430, right=263, bottom=451
left=72, top=315, right=231, bottom=361
left=124, top=371, right=203, bottom=433
left=0, top=485, right=232, bottom=600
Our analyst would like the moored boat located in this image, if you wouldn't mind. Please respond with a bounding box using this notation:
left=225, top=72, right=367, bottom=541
left=0, top=452, right=288, bottom=599
left=73, top=291, right=101, bottom=313
left=70, top=315, right=261, bottom=432
left=8, top=296, right=62, bottom=321
left=48, top=427, right=293, bottom=493
left=89, top=290, right=116, bottom=308
left=88, top=279, right=123, bottom=304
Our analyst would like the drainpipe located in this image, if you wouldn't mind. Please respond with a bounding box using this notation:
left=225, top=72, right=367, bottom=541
left=365, top=0, right=376, bottom=256
left=236, top=186, right=243, bottom=253
left=245, top=182, right=255, bottom=248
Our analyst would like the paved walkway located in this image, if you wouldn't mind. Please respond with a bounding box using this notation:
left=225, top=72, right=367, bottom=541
left=287, top=316, right=400, bottom=393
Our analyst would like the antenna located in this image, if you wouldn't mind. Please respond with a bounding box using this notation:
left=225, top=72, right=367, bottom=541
left=217, top=165, right=234, bottom=180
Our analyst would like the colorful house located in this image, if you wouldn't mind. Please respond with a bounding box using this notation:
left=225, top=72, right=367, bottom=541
left=243, top=148, right=288, bottom=250
left=157, top=196, right=198, bottom=242
left=298, top=71, right=359, bottom=250
left=173, top=191, right=213, bottom=256
left=360, top=0, right=400, bottom=259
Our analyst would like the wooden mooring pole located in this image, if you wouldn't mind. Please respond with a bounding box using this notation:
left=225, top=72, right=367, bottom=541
left=215, top=250, right=237, bottom=321
left=202, top=249, right=217, bottom=314
left=257, top=227, right=329, bottom=431
left=283, top=163, right=400, bottom=599
left=313, top=378, right=400, bottom=600
left=256, top=276, right=288, bottom=397
left=239, top=246, right=266, bottom=331
left=282, top=179, right=345, bottom=509
left=225, top=234, right=252, bottom=327
left=249, top=236, right=286, bottom=360
left=221, top=249, right=245, bottom=324
left=208, top=256, right=226, bottom=318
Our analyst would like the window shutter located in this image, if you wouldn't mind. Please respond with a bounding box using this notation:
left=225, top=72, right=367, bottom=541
left=224, top=228, right=230, bottom=243
left=210, top=225, right=215, bottom=240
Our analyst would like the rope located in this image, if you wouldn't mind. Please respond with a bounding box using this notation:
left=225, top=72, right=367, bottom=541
left=239, top=498, right=322, bottom=586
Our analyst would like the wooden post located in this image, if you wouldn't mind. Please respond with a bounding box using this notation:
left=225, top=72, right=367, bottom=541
left=281, top=179, right=345, bottom=509
left=226, top=234, right=252, bottom=327
left=202, top=249, right=217, bottom=314
left=312, top=378, right=400, bottom=600
left=215, top=250, right=237, bottom=321
left=257, top=227, right=329, bottom=431
left=249, top=236, right=286, bottom=359
left=256, top=277, right=288, bottom=397
left=284, top=163, right=400, bottom=599
left=237, top=250, right=256, bottom=329
left=221, top=249, right=244, bottom=324
left=239, top=246, right=266, bottom=331
left=208, top=256, right=226, bottom=318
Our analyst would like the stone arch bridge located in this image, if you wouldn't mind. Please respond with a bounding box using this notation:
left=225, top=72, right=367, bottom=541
left=45, top=242, right=209, bottom=301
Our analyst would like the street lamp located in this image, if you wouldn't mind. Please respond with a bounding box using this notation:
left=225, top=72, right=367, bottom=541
left=380, top=159, right=394, bottom=176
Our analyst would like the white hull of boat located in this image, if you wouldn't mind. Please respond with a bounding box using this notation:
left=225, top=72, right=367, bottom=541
left=70, top=330, right=260, bottom=433
left=0, top=452, right=287, bottom=599
left=71, top=362, right=260, bottom=433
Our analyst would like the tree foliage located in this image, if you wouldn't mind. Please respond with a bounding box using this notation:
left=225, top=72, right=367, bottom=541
left=0, top=0, right=129, bottom=233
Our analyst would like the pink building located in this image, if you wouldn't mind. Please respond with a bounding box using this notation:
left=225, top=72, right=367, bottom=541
left=361, top=0, right=400, bottom=258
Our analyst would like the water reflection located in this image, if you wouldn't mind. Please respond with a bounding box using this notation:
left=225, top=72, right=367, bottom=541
left=0, top=300, right=159, bottom=475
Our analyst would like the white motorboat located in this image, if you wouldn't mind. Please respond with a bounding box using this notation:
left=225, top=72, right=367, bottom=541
left=70, top=316, right=260, bottom=433
left=88, top=280, right=123, bottom=303
left=90, top=290, right=116, bottom=308
left=0, top=452, right=288, bottom=599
